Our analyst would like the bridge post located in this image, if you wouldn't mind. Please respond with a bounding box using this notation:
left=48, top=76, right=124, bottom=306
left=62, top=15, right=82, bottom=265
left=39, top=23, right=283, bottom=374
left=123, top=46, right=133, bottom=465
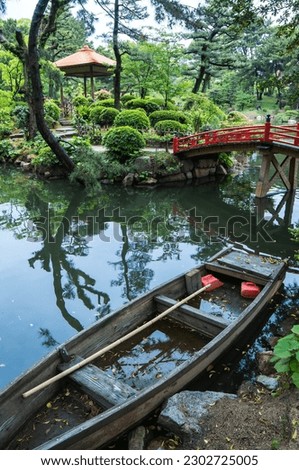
left=264, top=114, right=271, bottom=142
left=295, top=122, right=299, bottom=146
left=256, top=151, right=298, bottom=198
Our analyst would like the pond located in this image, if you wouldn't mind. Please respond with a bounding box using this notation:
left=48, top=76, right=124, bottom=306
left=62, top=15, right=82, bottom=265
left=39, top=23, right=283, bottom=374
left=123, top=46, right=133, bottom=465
left=1, top=154, right=299, bottom=391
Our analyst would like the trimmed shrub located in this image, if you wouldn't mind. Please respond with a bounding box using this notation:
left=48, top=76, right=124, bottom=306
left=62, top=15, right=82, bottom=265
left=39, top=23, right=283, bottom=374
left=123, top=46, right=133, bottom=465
left=89, top=106, right=105, bottom=124
left=149, top=110, right=189, bottom=127
left=125, top=98, right=160, bottom=114
left=103, top=126, right=145, bottom=161
left=97, top=98, right=115, bottom=108
left=114, top=109, right=150, bottom=130
left=72, top=95, right=90, bottom=107
left=44, top=99, right=60, bottom=127
left=97, top=107, right=119, bottom=126
left=121, top=94, right=136, bottom=104
left=75, top=104, right=90, bottom=120
left=12, top=104, right=30, bottom=131
left=94, top=89, right=112, bottom=101
left=154, top=119, right=187, bottom=135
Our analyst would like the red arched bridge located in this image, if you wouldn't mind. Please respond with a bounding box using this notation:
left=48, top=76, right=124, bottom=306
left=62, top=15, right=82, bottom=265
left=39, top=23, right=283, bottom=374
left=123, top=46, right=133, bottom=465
left=173, top=117, right=299, bottom=198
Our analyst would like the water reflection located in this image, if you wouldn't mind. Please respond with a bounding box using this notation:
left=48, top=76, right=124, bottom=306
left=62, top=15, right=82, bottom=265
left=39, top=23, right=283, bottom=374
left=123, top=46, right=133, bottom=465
left=0, top=164, right=299, bottom=389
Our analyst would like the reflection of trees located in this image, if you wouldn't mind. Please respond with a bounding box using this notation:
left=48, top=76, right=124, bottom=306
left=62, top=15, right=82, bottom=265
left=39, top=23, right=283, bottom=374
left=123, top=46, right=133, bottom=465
left=110, top=224, right=154, bottom=302
left=27, top=190, right=111, bottom=331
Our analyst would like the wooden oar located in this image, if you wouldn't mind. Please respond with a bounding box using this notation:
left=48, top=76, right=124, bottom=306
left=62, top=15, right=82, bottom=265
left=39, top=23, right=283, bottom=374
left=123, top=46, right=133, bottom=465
left=23, top=284, right=210, bottom=398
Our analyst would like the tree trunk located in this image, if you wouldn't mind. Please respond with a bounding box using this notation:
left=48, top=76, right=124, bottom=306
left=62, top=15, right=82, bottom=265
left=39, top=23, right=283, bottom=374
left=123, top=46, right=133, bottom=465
left=192, top=65, right=205, bottom=94
left=28, top=0, right=74, bottom=172
left=113, top=0, right=121, bottom=110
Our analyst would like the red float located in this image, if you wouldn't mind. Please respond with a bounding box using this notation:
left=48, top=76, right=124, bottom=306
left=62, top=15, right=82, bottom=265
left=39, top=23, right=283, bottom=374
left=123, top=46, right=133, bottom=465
left=201, top=274, right=224, bottom=292
left=241, top=281, right=260, bottom=298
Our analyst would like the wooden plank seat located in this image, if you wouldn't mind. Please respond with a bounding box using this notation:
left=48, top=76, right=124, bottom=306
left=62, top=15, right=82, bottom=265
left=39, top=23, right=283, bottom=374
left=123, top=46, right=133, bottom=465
left=58, top=356, right=136, bottom=409
left=155, top=295, right=229, bottom=338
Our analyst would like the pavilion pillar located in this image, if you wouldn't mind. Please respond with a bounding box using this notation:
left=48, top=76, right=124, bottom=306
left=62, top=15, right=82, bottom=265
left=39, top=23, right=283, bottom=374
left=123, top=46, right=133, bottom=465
left=91, top=75, right=95, bottom=100
left=84, top=76, right=87, bottom=97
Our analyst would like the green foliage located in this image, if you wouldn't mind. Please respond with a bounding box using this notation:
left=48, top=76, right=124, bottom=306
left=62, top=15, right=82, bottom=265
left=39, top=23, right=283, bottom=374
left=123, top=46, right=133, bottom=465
left=75, top=105, right=90, bottom=120
left=44, top=99, right=61, bottom=128
left=125, top=98, right=160, bottom=114
left=31, top=146, right=59, bottom=167
left=121, top=94, right=136, bottom=103
left=96, top=107, right=119, bottom=126
left=69, top=146, right=102, bottom=194
left=89, top=106, right=105, bottom=124
left=271, top=325, right=299, bottom=388
left=154, top=119, right=187, bottom=135
left=72, top=95, right=90, bottom=107
left=149, top=110, right=189, bottom=127
left=289, top=226, right=299, bottom=261
left=273, top=110, right=299, bottom=125
left=103, top=126, right=145, bottom=162
left=0, top=139, right=17, bottom=161
left=94, top=89, right=112, bottom=101
left=183, top=93, right=226, bottom=129
left=223, top=111, right=249, bottom=127
left=219, top=152, right=235, bottom=169
left=114, top=110, right=150, bottom=130
left=12, top=104, right=30, bottom=132
left=97, top=98, right=115, bottom=108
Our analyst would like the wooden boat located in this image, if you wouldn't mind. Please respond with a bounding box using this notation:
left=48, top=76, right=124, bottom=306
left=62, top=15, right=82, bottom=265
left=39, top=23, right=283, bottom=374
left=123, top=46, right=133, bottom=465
left=0, top=245, right=287, bottom=450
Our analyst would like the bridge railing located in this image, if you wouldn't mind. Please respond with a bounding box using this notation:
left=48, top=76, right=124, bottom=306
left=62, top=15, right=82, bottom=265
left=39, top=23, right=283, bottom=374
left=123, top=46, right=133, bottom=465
left=173, top=121, right=299, bottom=154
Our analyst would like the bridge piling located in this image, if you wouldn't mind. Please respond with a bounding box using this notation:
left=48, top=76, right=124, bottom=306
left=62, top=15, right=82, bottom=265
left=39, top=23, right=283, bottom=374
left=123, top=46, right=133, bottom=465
left=256, top=151, right=298, bottom=198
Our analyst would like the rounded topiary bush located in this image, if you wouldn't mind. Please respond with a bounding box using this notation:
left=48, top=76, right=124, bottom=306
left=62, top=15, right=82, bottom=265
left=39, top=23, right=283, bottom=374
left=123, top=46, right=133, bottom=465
left=44, top=99, right=61, bottom=127
left=114, top=109, right=150, bottom=130
left=103, top=126, right=145, bottom=161
left=89, top=106, right=105, bottom=124
left=94, top=89, right=112, bottom=101
left=154, top=119, right=187, bottom=135
left=125, top=98, right=160, bottom=114
left=97, top=98, right=115, bottom=108
left=149, top=110, right=189, bottom=127
left=97, top=107, right=120, bottom=126
left=120, top=94, right=136, bottom=104
left=72, top=95, right=91, bottom=107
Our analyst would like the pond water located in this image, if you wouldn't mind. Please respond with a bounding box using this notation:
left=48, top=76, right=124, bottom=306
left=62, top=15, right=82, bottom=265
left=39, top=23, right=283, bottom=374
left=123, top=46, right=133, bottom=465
left=1, top=155, right=299, bottom=391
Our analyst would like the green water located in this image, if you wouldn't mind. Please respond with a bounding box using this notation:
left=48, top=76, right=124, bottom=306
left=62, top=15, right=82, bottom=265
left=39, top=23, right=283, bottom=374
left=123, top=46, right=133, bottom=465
left=0, top=158, right=299, bottom=390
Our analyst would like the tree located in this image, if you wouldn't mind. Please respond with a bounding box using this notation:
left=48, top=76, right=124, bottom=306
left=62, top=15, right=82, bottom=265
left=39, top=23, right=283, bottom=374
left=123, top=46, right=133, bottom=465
left=96, top=0, right=148, bottom=109
left=28, top=0, right=74, bottom=171
left=184, top=0, right=246, bottom=94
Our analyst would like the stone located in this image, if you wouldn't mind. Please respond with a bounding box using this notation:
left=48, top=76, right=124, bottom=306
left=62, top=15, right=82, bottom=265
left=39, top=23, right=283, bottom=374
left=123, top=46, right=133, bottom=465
left=134, top=156, right=153, bottom=173
left=181, top=159, right=194, bottom=173
left=256, top=351, right=276, bottom=375
left=216, top=164, right=227, bottom=175
left=128, top=426, right=146, bottom=450
left=158, top=390, right=236, bottom=446
left=20, top=162, right=32, bottom=171
left=256, top=374, right=279, bottom=391
left=194, top=168, right=210, bottom=178
left=158, top=173, right=186, bottom=183
left=123, top=173, right=135, bottom=186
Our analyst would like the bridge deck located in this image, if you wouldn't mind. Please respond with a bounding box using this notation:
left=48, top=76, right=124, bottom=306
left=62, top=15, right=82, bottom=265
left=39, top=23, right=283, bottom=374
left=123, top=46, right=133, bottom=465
left=172, top=120, right=299, bottom=197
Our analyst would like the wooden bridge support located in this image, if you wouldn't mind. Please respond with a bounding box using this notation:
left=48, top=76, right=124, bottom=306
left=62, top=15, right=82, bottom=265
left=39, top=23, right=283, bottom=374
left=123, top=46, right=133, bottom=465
left=255, top=150, right=298, bottom=198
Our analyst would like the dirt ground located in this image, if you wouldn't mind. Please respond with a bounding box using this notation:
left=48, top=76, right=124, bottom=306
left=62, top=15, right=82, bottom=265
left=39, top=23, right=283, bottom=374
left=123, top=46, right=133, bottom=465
left=195, top=383, right=299, bottom=450
left=146, top=382, right=299, bottom=451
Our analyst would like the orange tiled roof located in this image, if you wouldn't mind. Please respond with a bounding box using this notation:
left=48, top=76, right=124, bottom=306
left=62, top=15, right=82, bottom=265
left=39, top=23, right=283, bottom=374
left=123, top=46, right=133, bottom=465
left=55, top=45, right=116, bottom=68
